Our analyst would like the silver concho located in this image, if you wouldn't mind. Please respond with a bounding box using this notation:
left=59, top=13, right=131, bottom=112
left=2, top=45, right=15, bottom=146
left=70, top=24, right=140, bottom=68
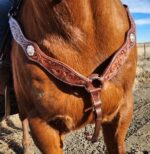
left=130, top=33, right=135, bottom=43
left=26, top=45, right=35, bottom=56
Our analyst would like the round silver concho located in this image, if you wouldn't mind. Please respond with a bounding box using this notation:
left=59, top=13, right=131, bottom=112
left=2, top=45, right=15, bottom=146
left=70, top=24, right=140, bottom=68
left=26, top=45, right=35, bottom=56
left=130, top=33, right=135, bottom=43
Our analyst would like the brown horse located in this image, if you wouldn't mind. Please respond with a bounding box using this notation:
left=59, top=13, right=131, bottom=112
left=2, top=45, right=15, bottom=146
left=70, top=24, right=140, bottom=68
left=11, top=0, right=137, bottom=153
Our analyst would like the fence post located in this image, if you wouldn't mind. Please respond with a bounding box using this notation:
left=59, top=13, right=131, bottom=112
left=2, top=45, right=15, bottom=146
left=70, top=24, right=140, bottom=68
left=144, top=43, right=146, bottom=59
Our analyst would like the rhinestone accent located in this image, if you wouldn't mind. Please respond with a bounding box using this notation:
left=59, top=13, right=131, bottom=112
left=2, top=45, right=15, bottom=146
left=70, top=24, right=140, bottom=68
left=130, top=33, right=135, bottom=43
left=26, top=45, right=35, bottom=56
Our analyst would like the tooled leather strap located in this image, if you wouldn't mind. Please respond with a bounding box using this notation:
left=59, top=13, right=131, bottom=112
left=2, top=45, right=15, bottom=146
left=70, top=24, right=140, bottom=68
left=9, top=17, right=90, bottom=87
left=9, top=5, right=136, bottom=142
left=101, top=6, right=136, bottom=82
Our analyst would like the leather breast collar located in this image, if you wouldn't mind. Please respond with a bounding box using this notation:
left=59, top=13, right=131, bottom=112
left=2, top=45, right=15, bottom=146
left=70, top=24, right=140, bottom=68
left=9, top=5, right=136, bottom=142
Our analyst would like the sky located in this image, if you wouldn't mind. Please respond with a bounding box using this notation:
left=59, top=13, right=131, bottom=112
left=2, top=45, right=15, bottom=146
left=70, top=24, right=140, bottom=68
left=122, top=0, right=150, bottom=43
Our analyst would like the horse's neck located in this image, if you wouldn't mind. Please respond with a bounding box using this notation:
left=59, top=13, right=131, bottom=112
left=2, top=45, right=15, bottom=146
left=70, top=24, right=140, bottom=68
left=20, top=0, right=129, bottom=74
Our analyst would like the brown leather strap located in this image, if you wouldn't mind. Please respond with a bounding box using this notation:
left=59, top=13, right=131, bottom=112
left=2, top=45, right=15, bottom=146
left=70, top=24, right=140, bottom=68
left=101, top=7, right=136, bottom=82
left=90, top=91, right=102, bottom=142
left=84, top=74, right=102, bottom=142
left=9, top=17, right=91, bottom=87
left=31, top=43, right=90, bottom=87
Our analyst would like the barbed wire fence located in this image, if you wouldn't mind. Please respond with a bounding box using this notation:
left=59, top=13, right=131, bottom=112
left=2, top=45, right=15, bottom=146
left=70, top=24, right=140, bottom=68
left=137, top=42, right=150, bottom=59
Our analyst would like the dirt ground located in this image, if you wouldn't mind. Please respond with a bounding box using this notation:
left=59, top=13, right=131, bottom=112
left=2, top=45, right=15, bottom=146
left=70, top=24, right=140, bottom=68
left=0, top=49, right=150, bottom=154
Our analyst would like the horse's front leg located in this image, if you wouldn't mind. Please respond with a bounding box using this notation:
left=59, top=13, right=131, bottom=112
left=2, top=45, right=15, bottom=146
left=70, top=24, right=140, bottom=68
left=102, top=95, right=133, bottom=154
left=22, top=118, right=34, bottom=154
left=28, top=111, right=63, bottom=154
